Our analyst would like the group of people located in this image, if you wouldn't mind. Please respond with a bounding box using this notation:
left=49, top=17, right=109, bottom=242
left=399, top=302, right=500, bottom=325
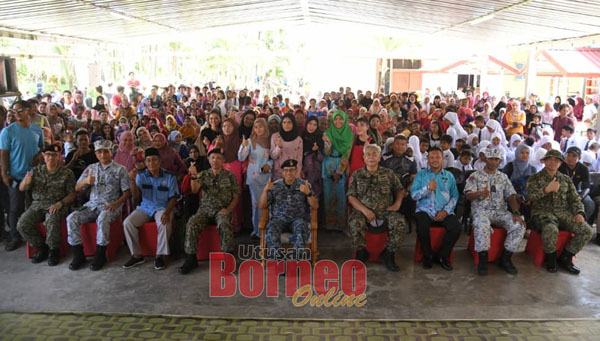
left=0, top=83, right=598, bottom=276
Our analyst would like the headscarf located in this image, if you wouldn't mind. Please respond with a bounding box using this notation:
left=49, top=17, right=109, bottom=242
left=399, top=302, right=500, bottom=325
left=113, top=131, right=136, bottom=171
left=250, top=118, right=270, bottom=149
left=467, top=133, right=478, bottom=148
left=92, top=96, right=106, bottom=112
left=553, top=96, right=562, bottom=112
left=408, top=135, right=424, bottom=171
left=165, top=115, right=179, bottom=132
left=325, top=110, right=354, bottom=158
left=509, top=134, right=522, bottom=152
left=302, top=116, right=323, bottom=154
left=169, top=130, right=182, bottom=149
left=268, top=114, right=281, bottom=125
left=239, top=110, right=256, bottom=140
left=367, top=114, right=383, bottom=146
left=532, top=148, right=547, bottom=171
left=136, top=127, right=153, bottom=149
left=574, top=97, right=585, bottom=118
left=476, top=140, right=491, bottom=157
left=279, top=113, right=298, bottom=142
left=481, top=119, right=505, bottom=143
left=221, top=118, right=241, bottom=163
left=511, top=144, right=534, bottom=181
left=444, top=111, right=468, bottom=143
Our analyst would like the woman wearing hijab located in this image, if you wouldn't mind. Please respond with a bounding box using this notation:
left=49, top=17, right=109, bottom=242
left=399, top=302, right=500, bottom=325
left=541, top=103, right=556, bottom=126
left=378, top=109, right=393, bottom=135
left=114, top=130, right=139, bottom=172
left=443, top=112, right=468, bottom=146
left=135, top=126, right=153, bottom=149
left=210, top=118, right=244, bottom=233
left=408, top=135, right=425, bottom=171
left=151, top=133, right=187, bottom=177
left=239, top=110, right=256, bottom=140
left=509, top=134, right=522, bottom=154
left=482, top=102, right=494, bottom=122
left=238, top=118, right=272, bottom=239
left=267, top=114, right=281, bottom=135
left=369, top=98, right=383, bottom=115
left=503, top=144, right=536, bottom=220
left=553, top=96, right=562, bottom=112
left=169, top=130, right=188, bottom=159
left=165, top=115, right=179, bottom=133
left=467, top=133, right=479, bottom=149
left=322, top=110, right=354, bottom=234
left=504, top=102, right=526, bottom=138
left=573, top=97, right=585, bottom=121
left=367, top=114, right=383, bottom=147
left=480, top=119, right=506, bottom=144
left=180, top=145, right=207, bottom=219
left=301, top=116, right=324, bottom=197
left=269, top=113, right=303, bottom=181
left=92, top=96, right=110, bottom=113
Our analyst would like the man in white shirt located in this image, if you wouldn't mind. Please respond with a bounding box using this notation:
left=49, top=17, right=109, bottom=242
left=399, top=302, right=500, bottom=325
left=583, top=96, right=597, bottom=128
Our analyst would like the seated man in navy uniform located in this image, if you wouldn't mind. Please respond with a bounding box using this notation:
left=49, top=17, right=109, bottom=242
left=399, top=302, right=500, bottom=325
left=122, top=147, right=180, bottom=270
left=259, top=159, right=318, bottom=258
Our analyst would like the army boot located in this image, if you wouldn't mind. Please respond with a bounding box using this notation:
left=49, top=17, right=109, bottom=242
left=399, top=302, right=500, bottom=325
left=48, top=248, right=60, bottom=266
left=381, top=249, right=399, bottom=272
left=355, top=248, right=369, bottom=263
left=179, top=253, right=198, bottom=275
left=69, top=244, right=86, bottom=270
left=31, top=244, right=49, bottom=264
left=545, top=252, right=557, bottom=273
left=90, top=245, right=107, bottom=271
left=499, top=250, right=518, bottom=274
left=477, top=251, right=488, bottom=276
left=558, top=250, right=580, bottom=275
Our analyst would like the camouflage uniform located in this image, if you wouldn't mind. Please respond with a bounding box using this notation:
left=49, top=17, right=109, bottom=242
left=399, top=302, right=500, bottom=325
left=265, top=178, right=312, bottom=249
left=527, top=169, right=594, bottom=254
left=67, top=162, right=130, bottom=246
left=464, top=169, right=525, bottom=252
left=347, top=166, right=407, bottom=252
left=184, top=168, right=239, bottom=254
left=17, top=165, right=75, bottom=249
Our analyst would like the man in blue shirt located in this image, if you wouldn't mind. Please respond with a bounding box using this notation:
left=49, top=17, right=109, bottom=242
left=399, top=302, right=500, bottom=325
left=0, top=100, right=44, bottom=251
left=410, top=146, right=461, bottom=271
left=122, top=148, right=179, bottom=270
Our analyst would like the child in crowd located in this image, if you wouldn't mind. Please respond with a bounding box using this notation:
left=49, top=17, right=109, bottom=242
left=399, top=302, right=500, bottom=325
left=453, top=150, right=473, bottom=172
left=440, top=134, right=455, bottom=168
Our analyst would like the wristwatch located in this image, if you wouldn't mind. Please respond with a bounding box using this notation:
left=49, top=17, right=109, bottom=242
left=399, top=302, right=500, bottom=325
left=307, top=191, right=315, bottom=197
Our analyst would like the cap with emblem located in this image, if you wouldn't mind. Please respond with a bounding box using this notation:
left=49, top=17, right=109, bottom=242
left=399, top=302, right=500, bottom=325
left=207, top=148, right=224, bottom=158
left=42, top=143, right=62, bottom=153
left=281, top=159, right=298, bottom=168
left=483, top=148, right=503, bottom=160
left=566, top=146, right=581, bottom=158
left=94, top=139, right=113, bottom=151
left=541, top=149, right=565, bottom=162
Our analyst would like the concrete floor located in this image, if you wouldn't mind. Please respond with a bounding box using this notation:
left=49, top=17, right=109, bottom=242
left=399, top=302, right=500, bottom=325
left=1, top=229, right=599, bottom=320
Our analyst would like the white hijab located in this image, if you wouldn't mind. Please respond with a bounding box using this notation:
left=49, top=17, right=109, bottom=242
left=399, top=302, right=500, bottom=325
left=481, top=119, right=506, bottom=144
left=408, top=135, right=424, bottom=171
left=444, top=111, right=468, bottom=145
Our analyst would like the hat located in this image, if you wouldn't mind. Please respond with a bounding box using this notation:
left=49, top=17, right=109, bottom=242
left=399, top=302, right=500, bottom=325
left=281, top=159, right=298, bottom=168
left=94, top=139, right=113, bottom=151
left=42, top=143, right=62, bottom=153
left=566, top=146, right=581, bottom=158
left=483, top=148, right=503, bottom=159
left=74, top=128, right=89, bottom=137
left=144, top=147, right=160, bottom=158
left=207, top=148, right=224, bottom=158
left=541, top=149, right=565, bottom=162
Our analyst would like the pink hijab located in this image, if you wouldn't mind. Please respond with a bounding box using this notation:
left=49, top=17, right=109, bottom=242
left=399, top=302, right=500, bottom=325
left=113, top=131, right=136, bottom=171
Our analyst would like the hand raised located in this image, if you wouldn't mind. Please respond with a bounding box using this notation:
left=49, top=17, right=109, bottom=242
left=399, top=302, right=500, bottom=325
left=241, top=135, right=249, bottom=147
left=312, top=142, right=318, bottom=151
left=545, top=177, right=560, bottom=193
left=87, top=170, right=96, bottom=186
left=427, top=178, right=437, bottom=191
left=265, top=177, right=273, bottom=191
left=188, top=162, right=198, bottom=177
left=299, top=180, right=311, bottom=195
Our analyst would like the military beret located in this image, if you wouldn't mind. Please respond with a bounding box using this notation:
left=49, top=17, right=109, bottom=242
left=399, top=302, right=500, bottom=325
left=566, top=146, right=581, bottom=158
left=144, top=147, right=160, bottom=158
left=541, top=149, right=565, bottom=162
left=42, top=143, right=62, bottom=153
left=281, top=159, right=298, bottom=168
left=94, top=139, right=113, bottom=151
left=483, top=148, right=503, bottom=159
left=207, top=148, right=224, bottom=158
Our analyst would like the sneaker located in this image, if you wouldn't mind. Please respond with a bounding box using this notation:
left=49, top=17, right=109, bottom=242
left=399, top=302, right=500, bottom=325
left=154, top=257, right=165, bottom=270
left=122, top=256, right=145, bottom=269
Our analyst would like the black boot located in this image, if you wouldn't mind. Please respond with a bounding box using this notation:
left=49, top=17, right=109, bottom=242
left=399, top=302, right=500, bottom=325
left=545, top=252, right=557, bottom=273
left=48, top=249, right=60, bottom=266
left=439, top=256, right=453, bottom=271
left=69, top=244, right=86, bottom=270
left=558, top=250, right=580, bottom=275
left=381, top=249, right=399, bottom=272
left=499, top=250, right=518, bottom=275
left=179, top=253, right=198, bottom=275
left=355, top=248, right=369, bottom=263
left=422, top=254, right=433, bottom=269
left=90, top=245, right=107, bottom=271
left=31, top=244, right=49, bottom=264
left=477, top=251, right=488, bottom=276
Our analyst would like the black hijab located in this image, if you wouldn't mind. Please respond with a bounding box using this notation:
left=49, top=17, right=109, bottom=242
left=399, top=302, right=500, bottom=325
left=553, top=96, right=562, bottom=112
left=239, top=110, right=256, bottom=139
left=93, top=96, right=105, bottom=111
left=301, top=116, right=323, bottom=154
left=279, top=113, right=298, bottom=142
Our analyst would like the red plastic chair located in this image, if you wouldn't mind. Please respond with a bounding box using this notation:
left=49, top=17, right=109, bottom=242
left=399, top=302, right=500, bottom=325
left=467, top=227, right=508, bottom=265
left=81, top=218, right=124, bottom=260
left=138, top=222, right=160, bottom=256
left=525, top=230, right=573, bottom=266
left=353, top=230, right=388, bottom=262
left=26, top=221, right=69, bottom=258
left=414, top=226, right=455, bottom=263
left=196, top=225, right=223, bottom=260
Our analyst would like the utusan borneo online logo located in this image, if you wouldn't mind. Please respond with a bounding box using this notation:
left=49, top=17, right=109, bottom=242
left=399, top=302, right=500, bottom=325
left=209, top=245, right=367, bottom=307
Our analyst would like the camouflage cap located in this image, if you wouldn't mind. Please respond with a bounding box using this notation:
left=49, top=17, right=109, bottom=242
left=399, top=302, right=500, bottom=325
left=541, top=149, right=564, bottom=162
left=483, top=148, right=503, bottom=160
left=94, top=139, right=113, bottom=151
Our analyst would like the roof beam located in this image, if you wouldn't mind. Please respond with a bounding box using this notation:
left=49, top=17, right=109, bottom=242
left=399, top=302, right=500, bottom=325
left=0, top=24, right=114, bottom=46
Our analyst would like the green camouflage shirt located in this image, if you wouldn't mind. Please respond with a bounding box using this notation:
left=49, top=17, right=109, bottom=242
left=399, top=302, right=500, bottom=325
left=347, top=166, right=403, bottom=214
left=196, top=168, right=239, bottom=210
left=526, top=169, right=584, bottom=216
left=30, top=164, right=75, bottom=209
